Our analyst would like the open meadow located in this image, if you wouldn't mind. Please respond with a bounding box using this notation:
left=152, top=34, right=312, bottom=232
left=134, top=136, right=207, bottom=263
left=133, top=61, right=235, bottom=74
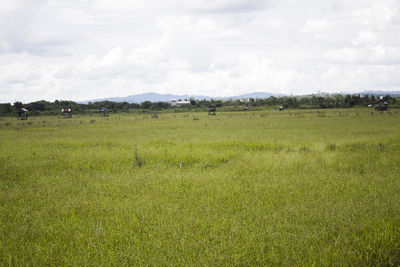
left=1, top=109, right=400, bottom=265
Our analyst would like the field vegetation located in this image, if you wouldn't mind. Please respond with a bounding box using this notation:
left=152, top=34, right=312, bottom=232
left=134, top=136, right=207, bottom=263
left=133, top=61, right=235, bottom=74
left=1, top=94, right=399, bottom=116
left=1, top=108, right=400, bottom=265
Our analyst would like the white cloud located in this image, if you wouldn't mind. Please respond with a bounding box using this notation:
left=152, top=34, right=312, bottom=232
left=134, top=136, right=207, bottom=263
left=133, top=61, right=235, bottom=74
left=0, top=62, right=40, bottom=84
left=0, top=0, right=399, bottom=103
left=353, top=2, right=394, bottom=29
left=351, top=30, right=378, bottom=46
left=183, top=0, right=272, bottom=13
left=325, top=43, right=400, bottom=65
left=302, top=18, right=333, bottom=34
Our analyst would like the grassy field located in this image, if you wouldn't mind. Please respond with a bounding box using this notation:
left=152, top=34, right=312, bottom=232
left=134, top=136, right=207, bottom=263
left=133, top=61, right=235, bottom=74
left=1, top=109, right=400, bottom=266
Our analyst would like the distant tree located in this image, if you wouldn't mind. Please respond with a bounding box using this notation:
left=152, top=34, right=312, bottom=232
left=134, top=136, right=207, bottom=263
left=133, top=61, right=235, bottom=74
left=13, top=101, right=23, bottom=110
left=128, top=103, right=140, bottom=109
left=27, top=100, right=50, bottom=111
left=3, top=103, right=12, bottom=113
left=140, top=101, right=152, bottom=109
left=364, top=94, right=370, bottom=104
left=153, top=101, right=169, bottom=110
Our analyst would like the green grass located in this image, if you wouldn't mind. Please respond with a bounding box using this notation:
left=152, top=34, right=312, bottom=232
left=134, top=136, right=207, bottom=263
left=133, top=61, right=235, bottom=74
left=1, top=109, right=400, bottom=265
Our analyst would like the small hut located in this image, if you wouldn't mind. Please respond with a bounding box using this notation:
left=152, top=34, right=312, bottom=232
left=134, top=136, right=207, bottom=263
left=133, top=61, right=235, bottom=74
left=62, top=108, right=72, bottom=118
left=375, top=97, right=388, bottom=111
left=18, top=108, right=28, bottom=120
left=279, top=106, right=284, bottom=111
left=208, top=104, right=216, bottom=115
left=99, top=107, right=109, bottom=117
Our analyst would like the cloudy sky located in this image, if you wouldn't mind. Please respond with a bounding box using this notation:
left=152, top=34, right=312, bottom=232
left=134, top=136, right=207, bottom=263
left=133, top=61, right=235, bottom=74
left=1, top=0, right=400, bottom=103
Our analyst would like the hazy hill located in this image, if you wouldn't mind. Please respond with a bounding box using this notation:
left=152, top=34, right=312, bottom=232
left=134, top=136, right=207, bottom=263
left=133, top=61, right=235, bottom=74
left=79, top=92, right=283, bottom=104
left=358, top=90, right=400, bottom=97
left=79, top=90, right=400, bottom=104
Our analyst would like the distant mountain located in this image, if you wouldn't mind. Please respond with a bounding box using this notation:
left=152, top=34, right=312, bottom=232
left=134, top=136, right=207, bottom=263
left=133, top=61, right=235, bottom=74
left=79, top=92, right=284, bottom=104
left=79, top=93, right=210, bottom=104
left=78, top=90, right=400, bottom=104
left=358, top=90, right=400, bottom=97
left=233, top=92, right=286, bottom=99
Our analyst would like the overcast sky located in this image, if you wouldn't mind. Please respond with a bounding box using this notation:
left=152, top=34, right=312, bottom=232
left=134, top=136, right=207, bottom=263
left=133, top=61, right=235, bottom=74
left=1, top=0, right=400, bottom=102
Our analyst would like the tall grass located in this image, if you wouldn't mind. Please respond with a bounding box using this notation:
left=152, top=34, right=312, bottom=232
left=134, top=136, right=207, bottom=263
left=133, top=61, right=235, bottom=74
left=1, top=109, right=399, bottom=265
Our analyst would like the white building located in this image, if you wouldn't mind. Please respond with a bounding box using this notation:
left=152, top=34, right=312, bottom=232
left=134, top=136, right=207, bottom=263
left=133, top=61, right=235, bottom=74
left=170, top=99, right=190, bottom=107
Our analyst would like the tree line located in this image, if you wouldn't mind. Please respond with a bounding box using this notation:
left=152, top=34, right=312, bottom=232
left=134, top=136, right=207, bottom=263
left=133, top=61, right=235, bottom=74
left=1, top=94, right=398, bottom=116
